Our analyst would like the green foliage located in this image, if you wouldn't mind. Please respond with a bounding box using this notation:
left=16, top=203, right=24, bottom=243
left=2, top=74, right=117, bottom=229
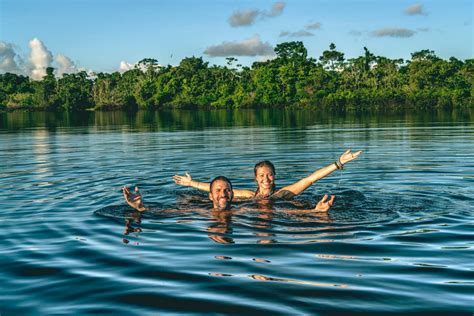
left=57, top=71, right=93, bottom=110
left=0, top=72, right=32, bottom=107
left=92, top=71, right=137, bottom=110
left=319, top=43, right=345, bottom=71
left=275, top=41, right=308, bottom=65
left=32, top=67, right=59, bottom=109
left=0, top=42, right=472, bottom=111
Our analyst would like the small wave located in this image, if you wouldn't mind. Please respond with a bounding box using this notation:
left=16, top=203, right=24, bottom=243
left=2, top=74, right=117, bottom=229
left=93, top=203, right=165, bottom=220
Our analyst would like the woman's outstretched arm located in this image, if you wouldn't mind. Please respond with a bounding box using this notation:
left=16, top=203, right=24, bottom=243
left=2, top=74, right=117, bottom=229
left=274, top=149, right=362, bottom=199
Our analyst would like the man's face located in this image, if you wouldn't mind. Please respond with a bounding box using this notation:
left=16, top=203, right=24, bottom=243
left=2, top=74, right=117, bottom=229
left=209, top=179, right=234, bottom=210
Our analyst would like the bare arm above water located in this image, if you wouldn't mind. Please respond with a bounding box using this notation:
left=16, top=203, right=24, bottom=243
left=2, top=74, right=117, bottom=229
left=274, top=149, right=362, bottom=199
left=172, top=173, right=255, bottom=199
left=173, top=173, right=211, bottom=192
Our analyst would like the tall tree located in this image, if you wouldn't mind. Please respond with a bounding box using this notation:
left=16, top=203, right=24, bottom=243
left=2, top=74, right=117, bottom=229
left=319, top=43, right=345, bottom=71
left=274, top=41, right=308, bottom=66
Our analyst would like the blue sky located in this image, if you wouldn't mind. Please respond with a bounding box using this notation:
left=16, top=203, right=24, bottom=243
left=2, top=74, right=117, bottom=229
left=0, top=0, right=472, bottom=76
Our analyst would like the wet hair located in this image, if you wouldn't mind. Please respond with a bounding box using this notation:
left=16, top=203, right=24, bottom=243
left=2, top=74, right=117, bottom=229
left=210, top=176, right=233, bottom=191
left=253, top=160, right=276, bottom=196
left=254, top=160, right=276, bottom=176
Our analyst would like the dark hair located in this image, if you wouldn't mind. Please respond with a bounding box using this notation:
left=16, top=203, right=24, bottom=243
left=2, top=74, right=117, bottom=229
left=253, top=160, right=276, bottom=196
left=210, top=176, right=233, bottom=191
left=254, top=160, right=276, bottom=176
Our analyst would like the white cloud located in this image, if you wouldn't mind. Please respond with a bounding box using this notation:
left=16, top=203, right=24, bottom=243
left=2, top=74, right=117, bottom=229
left=119, top=60, right=160, bottom=73
left=1, top=38, right=91, bottom=79
left=305, top=22, right=321, bottom=30
left=29, top=38, right=53, bottom=80
left=417, top=27, right=430, bottom=32
left=371, top=28, right=416, bottom=38
left=279, top=30, right=314, bottom=37
left=119, top=61, right=135, bottom=72
left=228, top=2, right=285, bottom=27
left=204, top=35, right=275, bottom=57
left=228, top=9, right=260, bottom=27
left=404, top=4, right=427, bottom=16
left=294, top=30, right=314, bottom=37
left=279, top=20, right=320, bottom=38
left=264, top=2, right=285, bottom=17
left=55, top=54, right=78, bottom=76
left=0, top=41, right=23, bottom=74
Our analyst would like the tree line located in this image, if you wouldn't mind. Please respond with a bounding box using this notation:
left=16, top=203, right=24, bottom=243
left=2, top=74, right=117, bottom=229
left=1, top=41, right=472, bottom=111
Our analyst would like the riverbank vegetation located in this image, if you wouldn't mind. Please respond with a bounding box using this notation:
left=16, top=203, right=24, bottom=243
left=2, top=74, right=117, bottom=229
left=1, top=42, right=472, bottom=111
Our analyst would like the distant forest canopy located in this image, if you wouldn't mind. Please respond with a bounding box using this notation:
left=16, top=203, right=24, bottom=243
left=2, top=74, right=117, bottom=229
left=0, top=41, right=472, bottom=111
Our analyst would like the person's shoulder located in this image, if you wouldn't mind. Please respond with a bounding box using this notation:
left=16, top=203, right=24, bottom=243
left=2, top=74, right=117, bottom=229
left=233, top=189, right=255, bottom=199
left=272, top=189, right=295, bottom=200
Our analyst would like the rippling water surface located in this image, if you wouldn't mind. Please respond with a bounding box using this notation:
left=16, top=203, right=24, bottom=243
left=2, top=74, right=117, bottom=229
left=1, top=109, right=473, bottom=315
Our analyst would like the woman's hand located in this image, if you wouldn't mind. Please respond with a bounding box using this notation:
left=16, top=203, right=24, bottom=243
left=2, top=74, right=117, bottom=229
left=314, top=194, right=335, bottom=212
left=339, top=149, right=362, bottom=165
left=172, top=173, right=193, bottom=187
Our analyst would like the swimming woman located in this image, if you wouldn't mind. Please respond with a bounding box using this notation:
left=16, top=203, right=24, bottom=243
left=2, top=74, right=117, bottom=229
left=173, top=149, right=361, bottom=200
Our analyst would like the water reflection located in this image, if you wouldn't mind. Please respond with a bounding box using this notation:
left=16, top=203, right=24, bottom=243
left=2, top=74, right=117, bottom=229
left=31, top=129, right=52, bottom=179
left=249, top=274, right=349, bottom=288
left=119, top=206, right=238, bottom=245
left=96, top=184, right=418, bottom=247
left=113, top=197, right=344, bottom=245
left=1, top=108, right=472, bottom=131
left=207, top=272, right=350, bottom=288
left=3, top=109, right=474, bottom=314
left=207, top=210, right=234, bottom=244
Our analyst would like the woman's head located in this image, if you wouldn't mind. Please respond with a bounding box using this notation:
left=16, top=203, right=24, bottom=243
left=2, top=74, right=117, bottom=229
left=254, top=160, right=276, bottom=194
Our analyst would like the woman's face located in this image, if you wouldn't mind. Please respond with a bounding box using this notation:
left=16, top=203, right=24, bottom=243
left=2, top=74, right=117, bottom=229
left=255, top=166, right=275, bottom=191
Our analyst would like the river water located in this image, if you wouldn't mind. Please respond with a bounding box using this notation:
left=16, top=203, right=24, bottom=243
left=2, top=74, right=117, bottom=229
left=1, top=109, right=473, bottom=315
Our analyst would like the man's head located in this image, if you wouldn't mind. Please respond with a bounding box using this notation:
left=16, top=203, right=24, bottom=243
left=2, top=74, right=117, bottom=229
left=209, top=176, right=234, bottom=211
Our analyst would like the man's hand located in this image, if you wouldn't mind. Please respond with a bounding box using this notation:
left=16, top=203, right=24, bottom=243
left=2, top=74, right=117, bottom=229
left=314, top=194, right=335, bottom=212
left=172, top=173, right=193, bottom=187
left=122, top=186, right=147, bottom=212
